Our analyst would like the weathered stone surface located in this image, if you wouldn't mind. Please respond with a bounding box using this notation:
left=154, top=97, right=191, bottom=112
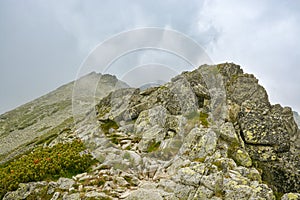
left=220, top=122, right=240, bottom=145
left=281, top=193, right=300, bottom=200
left=92, top=63, right=299, bottom=198
left=84, top=191, right=110, bottom=199
left=50, top=191, right=60, bottom=200
left=124, top=188, right=164, bottom=200
left=218, top=63, right=300, bottom=194
left=62, top=192, right=80, bottom=200
left=233, top=148, right=252, bottom=167
left=3, top=181, right=48, bottom=200
left=57, top=178, right=75, bottom=190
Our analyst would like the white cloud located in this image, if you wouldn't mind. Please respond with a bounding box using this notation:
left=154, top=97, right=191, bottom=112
left=0, top=0, right=299, bottom=113
left=198, top=0, right=300, bottom=111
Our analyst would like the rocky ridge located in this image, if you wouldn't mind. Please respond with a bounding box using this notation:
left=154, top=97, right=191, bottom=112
left=2, top=63, right=300, bottom=200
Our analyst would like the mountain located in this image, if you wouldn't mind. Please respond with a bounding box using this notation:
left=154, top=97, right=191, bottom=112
left=1, top=63, right=299, bottom=200
left=0, top=72, right=128, bottom=164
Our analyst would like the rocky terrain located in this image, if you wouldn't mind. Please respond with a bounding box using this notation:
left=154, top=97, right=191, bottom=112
left=1, top=63, right=299, bottom=200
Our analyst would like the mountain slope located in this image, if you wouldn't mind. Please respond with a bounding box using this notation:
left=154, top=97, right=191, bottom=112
left=0, top=72, right=128, bottom=164
left=1, top=63, right=300, bottom=200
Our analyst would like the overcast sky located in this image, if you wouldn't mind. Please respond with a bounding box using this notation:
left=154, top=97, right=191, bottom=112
left=0, top=0, right=299, bottom=114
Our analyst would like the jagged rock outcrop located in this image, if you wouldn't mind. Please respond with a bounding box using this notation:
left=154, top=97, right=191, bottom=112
left=2, top=63, right=300, bottom=199
left=218, top=64, right=300, bottom=194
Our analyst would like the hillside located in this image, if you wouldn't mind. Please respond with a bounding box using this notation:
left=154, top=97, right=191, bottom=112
left=1, top=63, right=299, bottom=200
left=0, top=72, right=128, bottom=164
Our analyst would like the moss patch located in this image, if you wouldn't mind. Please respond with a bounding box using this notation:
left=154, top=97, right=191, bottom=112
left=199, top=112, right=209, bottom=127
left=100, top=119, right=119, bottom=135
left=185, top=111, right=209, bottom=132
left=147, top=141, right=161, bottom=153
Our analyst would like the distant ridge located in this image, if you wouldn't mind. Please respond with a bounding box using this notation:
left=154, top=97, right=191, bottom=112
left=0, top=72, right=128, bottom=164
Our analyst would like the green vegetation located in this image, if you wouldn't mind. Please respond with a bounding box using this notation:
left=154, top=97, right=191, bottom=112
left=22, top=184, right=52, bottom=200
left=124, top=175, right=138, bottom=186
left=0, top=140, right=96, bottom=198
left=100, top=119, right=119, bottom=135
left=185, top=110, right=209, bottom=129
left=273, top=191, right=283, bottom=200
left=147, top=141, right=161, bottom=152
left=199, top=112, right=209, bottom=127
left=109, top=133, right=122, bottom=145
left=100, top=119, right=121, bottom=145
left=0, top=117, right=74, bottom=166
left=123, top=152, right=131, bottom=160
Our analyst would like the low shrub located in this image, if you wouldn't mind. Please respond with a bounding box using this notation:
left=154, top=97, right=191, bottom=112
left=0, top=140, right=96, bottom=198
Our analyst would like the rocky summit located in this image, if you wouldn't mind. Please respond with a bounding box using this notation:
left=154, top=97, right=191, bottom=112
left=1, top=63, right=299, bottom=200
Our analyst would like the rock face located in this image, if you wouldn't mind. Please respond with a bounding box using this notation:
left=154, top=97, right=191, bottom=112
left=218, top=65, right=300, bottom=194
left=2, top=63, right=300, bottom=199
